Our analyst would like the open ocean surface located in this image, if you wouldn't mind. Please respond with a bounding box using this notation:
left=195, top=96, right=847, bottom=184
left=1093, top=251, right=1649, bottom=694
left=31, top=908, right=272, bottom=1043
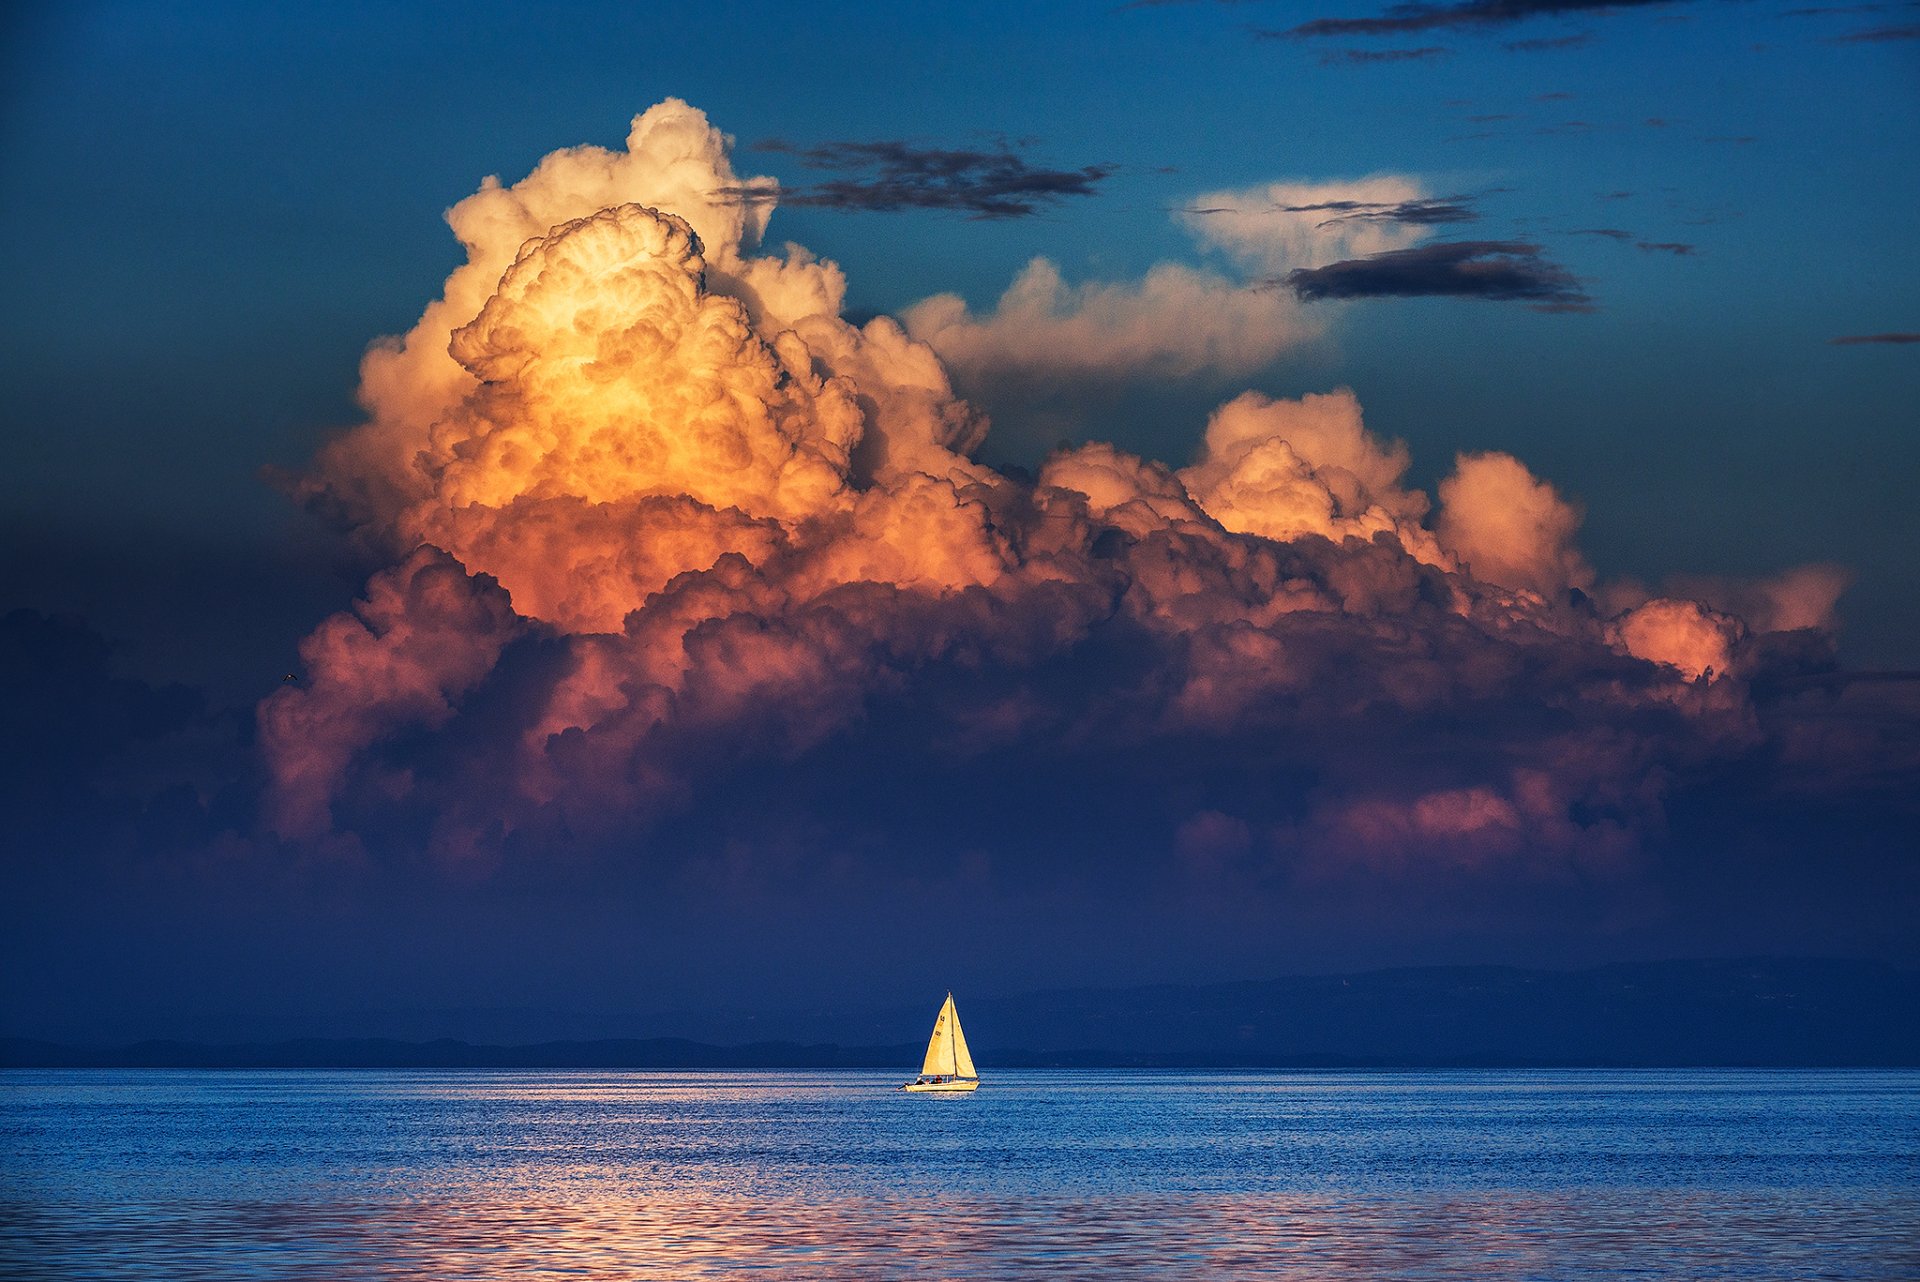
left=2, top=1068, right=1916, bottom=1279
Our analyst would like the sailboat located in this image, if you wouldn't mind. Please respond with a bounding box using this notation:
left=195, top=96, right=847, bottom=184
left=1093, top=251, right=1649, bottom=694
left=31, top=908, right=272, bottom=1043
left=901, top=992, right=979, bottom=1092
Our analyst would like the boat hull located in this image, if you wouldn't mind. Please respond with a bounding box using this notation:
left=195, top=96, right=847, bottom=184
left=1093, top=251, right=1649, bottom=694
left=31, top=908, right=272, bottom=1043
left=901, top=1078, right=979, bottom=1093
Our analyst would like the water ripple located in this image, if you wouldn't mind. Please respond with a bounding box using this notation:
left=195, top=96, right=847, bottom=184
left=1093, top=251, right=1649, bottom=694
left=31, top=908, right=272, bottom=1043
left=2, top=1069, right=1915, bottom=1279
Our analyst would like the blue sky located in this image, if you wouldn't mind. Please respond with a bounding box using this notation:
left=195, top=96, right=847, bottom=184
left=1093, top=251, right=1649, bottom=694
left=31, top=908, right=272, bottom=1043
left=5, top=1, right=1914, bottom=672
left=1, top=0, right=1916, bottom=1035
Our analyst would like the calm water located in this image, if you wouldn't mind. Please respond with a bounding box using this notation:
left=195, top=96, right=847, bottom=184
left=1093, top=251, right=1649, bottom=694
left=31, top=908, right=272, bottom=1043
left=2, top=1069, right=1916, bottom=1279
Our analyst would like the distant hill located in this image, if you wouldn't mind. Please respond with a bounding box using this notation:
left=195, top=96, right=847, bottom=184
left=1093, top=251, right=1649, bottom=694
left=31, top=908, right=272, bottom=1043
left=5, top=958, right=1915, bottom=1068
left=0, top=1037, right=917, bottom=1070
left=945, top=957, right=1920, bottom=1067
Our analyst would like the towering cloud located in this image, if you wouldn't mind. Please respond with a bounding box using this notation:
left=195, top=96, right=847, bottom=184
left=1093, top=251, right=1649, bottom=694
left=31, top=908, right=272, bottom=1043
left=1435, top=451, right=1591, bottom=599
left=266, top=101, right=1849, bottom=891
left=1177, top=389, right=1447, bottom=565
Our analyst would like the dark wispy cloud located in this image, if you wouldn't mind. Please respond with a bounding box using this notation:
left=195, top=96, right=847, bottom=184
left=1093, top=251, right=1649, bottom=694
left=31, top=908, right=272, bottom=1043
left=1281, top=240, right=1591, bottom=308
left=1574, top=228, right=1697, bottom=254
left=1828, top=332, right=1920, bottom=345
left=1824, top=21, right=1920, bottom=38
left=1505, top=31, right=1597, bottom=48
left=1283, top=0, right=1689, bottom=39
left=1279, top=195, right=1481, bottom=225
left=1, top=610, right=205, bottom=811
left=1313, top=44, right=1452, bottom=61
left=716, top=139, right=1113, bottom=219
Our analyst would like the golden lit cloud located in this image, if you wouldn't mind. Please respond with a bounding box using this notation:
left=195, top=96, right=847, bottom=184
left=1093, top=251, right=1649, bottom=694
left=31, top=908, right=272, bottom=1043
left=263, top=101, right=1850, bottom=870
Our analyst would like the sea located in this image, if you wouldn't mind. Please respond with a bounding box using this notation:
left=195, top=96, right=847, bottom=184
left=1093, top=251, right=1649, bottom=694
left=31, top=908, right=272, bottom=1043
left=2, top=1068, right=1916, bottom=1279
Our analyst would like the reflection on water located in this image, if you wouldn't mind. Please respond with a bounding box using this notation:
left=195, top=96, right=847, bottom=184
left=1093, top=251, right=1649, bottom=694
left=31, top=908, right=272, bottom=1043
left=7, top=1189, right=1914, bottom=1280
left=2, top=1070, right=1916, bottom=1279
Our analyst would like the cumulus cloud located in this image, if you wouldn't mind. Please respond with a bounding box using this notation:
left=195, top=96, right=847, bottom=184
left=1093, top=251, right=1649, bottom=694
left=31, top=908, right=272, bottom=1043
left=1292, top=771, right=1637, bottom=875
left=302, top=100, right=788, bottom=529
left=901, top=258, right=1320, bottom=386
left=1176, top=389, right=1448, bottom=564
left=267, top=100, right=1855, bottom=887
left=259, top=548, right=522, bottom=838
left=1608, top=598, right=1743, bottom=682
left=1659, top=564, right=1851, bottom=635
left=903, top=175, right=1453, bottom=399
left=1435, top=451, right=1592, bottom=599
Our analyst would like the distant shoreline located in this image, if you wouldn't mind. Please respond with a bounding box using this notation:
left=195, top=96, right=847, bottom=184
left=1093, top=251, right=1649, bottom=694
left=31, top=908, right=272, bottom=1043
left=11, top=957, right=1916, bottom=1070
left=6, top=1038, right=1919, bottom=1071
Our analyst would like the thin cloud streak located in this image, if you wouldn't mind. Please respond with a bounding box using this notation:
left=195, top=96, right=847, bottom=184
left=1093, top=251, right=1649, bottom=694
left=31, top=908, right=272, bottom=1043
left=1781, top=4, right=1890, bottom=15
left=1574, top=230, right=1698, bottom=254
left=1273, top=196, right=1481, bottom=226
left=1823, top=21, right=1920, bottom=38
left=1314, top=44, right=1453, bottom=62
left=715, top=138, right=1113, bottom=219
left=1505, top=32, right=1598, bottom=48
left=1283, top=0, right=1691, bottom=39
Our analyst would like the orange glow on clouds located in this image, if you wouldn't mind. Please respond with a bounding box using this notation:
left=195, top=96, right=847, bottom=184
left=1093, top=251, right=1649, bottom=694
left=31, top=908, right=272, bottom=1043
left=260, top=100, right=1847, bottom=871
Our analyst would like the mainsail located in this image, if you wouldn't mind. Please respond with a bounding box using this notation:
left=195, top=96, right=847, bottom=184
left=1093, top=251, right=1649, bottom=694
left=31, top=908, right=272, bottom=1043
left=918, top=992, right=977, bottom=1079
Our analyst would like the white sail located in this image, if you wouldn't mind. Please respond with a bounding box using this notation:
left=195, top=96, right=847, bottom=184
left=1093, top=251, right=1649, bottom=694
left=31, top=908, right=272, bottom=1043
left=914, top=993, right=977, bottom=1081
left=904, top=993, right=980, bottom=1091
left=950, top=1001, right=976, bottom=1079
left=919, top=993, right=958, bottom=1077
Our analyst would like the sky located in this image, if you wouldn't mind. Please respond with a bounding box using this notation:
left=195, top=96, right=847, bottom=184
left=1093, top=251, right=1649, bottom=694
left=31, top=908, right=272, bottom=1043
left=1, top=0, right=1916, bottom=1043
